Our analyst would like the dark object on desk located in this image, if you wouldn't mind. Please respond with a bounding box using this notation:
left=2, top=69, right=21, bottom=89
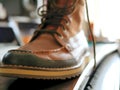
left=0, top=27, right=16, bottom=43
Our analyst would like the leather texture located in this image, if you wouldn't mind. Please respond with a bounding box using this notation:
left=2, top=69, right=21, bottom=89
left=2, top=0, right=89, bottom=68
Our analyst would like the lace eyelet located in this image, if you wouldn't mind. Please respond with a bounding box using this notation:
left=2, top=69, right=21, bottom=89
left=63, top=29, right=67, bottom=33
left=59, top=35, right=63, bottom=39
left=66, top=44, right=73, bottom=51
left=66, top=21, right=69, bottom=26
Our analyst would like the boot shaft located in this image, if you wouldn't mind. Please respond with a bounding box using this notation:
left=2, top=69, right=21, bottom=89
left=45, top=0, right=84, bottom=7
left=47, top=0, right=85, bottom=38
left=36, top=0, right=85, bottom=38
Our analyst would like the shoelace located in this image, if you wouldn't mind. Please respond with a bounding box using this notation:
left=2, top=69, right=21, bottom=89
left=85, top=0, right=96, bottom=69
left=31, top=0, right=76, bottom=41
left=31, top=0, right=96, bottom=69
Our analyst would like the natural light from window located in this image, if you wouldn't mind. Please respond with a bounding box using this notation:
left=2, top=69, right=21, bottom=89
left=87, top=0, right=120, bottom=42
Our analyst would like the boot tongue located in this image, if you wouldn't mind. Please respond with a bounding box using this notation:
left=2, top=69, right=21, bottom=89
left=55, top=0, right=73, bottom=8
left=56, top=0, right=67, bottom=7
left=45, top=0, right=71, bottom=30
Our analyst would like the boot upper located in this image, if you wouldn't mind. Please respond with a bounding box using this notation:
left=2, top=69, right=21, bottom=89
left=2, top=0, right=89, bottom=68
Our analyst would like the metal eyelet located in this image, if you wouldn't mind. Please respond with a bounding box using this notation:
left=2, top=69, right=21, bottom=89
left=63, top=29, right=67, bottom=33
left=59, top=35, right=63, bottom=39
left=66, top=44, right=73, bottom=51
left=66, top=21, right=69, bottom=26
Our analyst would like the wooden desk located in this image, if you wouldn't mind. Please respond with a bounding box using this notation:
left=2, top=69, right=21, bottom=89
left=0, top=76, right=79, bottom=90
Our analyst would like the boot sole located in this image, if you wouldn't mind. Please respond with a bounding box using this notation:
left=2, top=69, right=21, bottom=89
left=0, top=53, right=90, bottom=79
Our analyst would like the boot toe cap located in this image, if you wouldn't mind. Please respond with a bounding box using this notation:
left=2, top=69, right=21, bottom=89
left=2, top=50, right=77, bottom=68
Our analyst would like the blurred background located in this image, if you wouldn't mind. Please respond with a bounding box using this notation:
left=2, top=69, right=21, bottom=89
left=0, top=0, right=40, bottom=45
left=0, top=0, right=42, bottom=62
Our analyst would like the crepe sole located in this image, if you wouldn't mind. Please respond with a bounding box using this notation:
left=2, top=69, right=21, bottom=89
left=0, top=53, right=90, bottom=79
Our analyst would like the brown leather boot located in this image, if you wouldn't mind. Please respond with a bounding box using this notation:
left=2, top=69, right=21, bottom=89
left=0, top=0, right=90, bottom=79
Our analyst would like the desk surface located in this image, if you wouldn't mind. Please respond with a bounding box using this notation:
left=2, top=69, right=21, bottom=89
left=0, top=76, right=79, bottom=90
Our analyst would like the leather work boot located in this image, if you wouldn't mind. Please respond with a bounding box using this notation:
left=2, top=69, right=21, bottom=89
left=0, top=0, right=91, bottom=79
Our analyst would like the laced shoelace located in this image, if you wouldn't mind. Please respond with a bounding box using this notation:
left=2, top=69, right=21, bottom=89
left=31, top=0, right=96, bottom=69
left=30, top=0, right=76, bottom=41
